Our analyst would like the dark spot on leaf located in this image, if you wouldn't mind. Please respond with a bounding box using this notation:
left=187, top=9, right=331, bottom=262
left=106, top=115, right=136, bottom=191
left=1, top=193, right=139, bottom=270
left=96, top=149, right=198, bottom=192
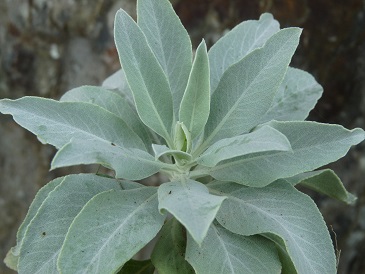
left=42, top=232, right=46, bottom=236
left=111, top=142, right=116, bottom=146
left=168, top=190, right=172, bottom=194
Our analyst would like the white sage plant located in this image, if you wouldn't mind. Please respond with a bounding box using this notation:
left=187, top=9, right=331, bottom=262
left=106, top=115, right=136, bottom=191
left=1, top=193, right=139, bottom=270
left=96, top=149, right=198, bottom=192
left=2, top=0, right=365, bottom=273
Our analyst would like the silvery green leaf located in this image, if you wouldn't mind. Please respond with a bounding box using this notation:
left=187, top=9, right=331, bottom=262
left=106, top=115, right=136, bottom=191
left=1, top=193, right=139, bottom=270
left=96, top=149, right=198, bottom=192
left=58, top=187, right=165, bottom=274
left=60, top=85, right=152, bottom=149
left=205, top=121, right=365, bottom=187
left=185, top=222, right=281, bottom=274
left=0, top=97, right=145, bottom=150
left=280, top=169, right=357, bottom=204
left=209, top=180, right=337, bottom=274
left=114, top=9, right=174, bottom=143
left=101, top=69, right=134, bottom=107
left=179, top=40, right=210, bottom=139
left=209, top=13, right=280, bottom=93
left=151, top=218, right=195, bottom=274
left=202, top=28, right=301, bottom=148
left=137, top=0, right=192, bottom=116
left=52, top=138, right=166, bottom=180
left=158, top=179, right=225, bottom=244
left=117, top=260, right=155, bottom=274
left=11, top=177, right=64, bottom=259
left=260, top=67, right=323, bottom=123
left=196, top=125, right=291, bottom=167
left=18, top=174, right=141, bottom=274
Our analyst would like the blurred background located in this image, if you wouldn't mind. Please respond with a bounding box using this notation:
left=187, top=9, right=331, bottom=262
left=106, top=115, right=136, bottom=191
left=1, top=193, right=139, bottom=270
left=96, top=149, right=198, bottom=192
left=0, top=0, right=365, bottom=273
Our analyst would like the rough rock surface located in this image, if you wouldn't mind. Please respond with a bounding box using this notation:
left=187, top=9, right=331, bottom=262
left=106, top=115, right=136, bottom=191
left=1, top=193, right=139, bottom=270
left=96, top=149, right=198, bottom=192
left=0, top=1, right=364, bottom=273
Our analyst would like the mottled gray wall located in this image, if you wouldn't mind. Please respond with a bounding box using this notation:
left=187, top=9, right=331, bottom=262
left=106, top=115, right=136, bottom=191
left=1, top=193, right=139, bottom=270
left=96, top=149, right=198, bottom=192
left=1, top=0, right=365, bottom=273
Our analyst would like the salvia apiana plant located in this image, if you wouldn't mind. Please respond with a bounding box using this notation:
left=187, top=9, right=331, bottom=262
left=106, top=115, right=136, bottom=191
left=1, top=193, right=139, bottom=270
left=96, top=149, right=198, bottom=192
left=2, top=0, right=365, bottom=273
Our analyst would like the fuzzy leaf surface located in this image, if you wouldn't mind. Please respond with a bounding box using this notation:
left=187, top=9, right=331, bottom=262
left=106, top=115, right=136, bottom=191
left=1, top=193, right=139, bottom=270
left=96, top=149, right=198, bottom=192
left=52, top=138, right=165, bottom=180
left=0, top=97, right=145, bottom=150
left=261, top=67, right=323, bottom=123
left=185, top=222, right=281, bottom=274
left=18, top=174, right=141, bottom=274
left=209, top=13, right=280, bottom=92
left=209, top=181, right=337, bottom=274
left=197, top=125, right=291, bottom=167
left=61, top=85, right=151, bottom=148
left=137, top=0, right=192, bottom=116
left=102, top=69, right=134, bottom=107
left=158, top=179, right=226, bottom=244
left=206, top=121, right=365, bottom=186
left=179, top=40, right=210, bottom=139
left=58, top=187, right=165, bottom=274
left=151, top=218, right=194, bottom=274
left=203, top=28, right=301, bottom=147
left=115, top=9, right=173, bottom=142
left=281, top=169, right=357, bottom=204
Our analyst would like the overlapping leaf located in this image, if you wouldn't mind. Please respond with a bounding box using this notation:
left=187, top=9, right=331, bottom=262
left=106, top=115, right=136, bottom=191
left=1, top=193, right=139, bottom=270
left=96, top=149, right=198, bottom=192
left=158, top=179, right=225, bottom=244
left=179, top=40, right=210, bottom=139
left=0, top=97, right=145, bottom=150
left=114, top=9, right=174, bottom=142
left=260, top=67, right=323, bottom=123
left=102, top=69, right=134, bottom=107
left=186, top=222, right=281, bottom=274
left=202, top=28, right=301, bottom=148
left=137, top=0, right=192, bottom=116
left=17, top=174, right=141, bottom=274
left=205, top=121, right=365, bottom=187
left=209, top=13, right=280, bottom=93
left=58, top=187, right=165, bottom=274
left=209, top=180, right=337, bottom=274
left=117, top=260, right=155, bottom=274
left=52, top=138, right=166, bottom=180
left=197, top=125, right=291, bottom=167
left=151, top=218, right=194, bottom=274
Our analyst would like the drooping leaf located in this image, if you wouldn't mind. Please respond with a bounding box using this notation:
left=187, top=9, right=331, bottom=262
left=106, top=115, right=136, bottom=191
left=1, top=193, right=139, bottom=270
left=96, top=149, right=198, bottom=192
left=179, top=40, right=210, bottom=139
left=117, top=259, right=155, bottom=274
left=209, top=13, right=280, bottom=93
left=158, top=179, right=226, bottom=244
left=60, top=85, right=152, bottom=148
left=185, top=222, right=281, bottom=274
left=0, top=97, right=145, bottom=150
left=205, top=121, right=365, bottom=187
left=209, top=180, right=337, bottom=274
left=151, top=218, right=195, bottom=274
left=280, top=169, right=357, bottom=204
left=260, top=67, right=323, bottom=123
left=102, top=69, right=135, bottom=107
left=18, top=174, right=141, bottom=274
left=196, top=125, right=291, bottom=167
left=52, top=138, right=166, bottom=180
left=114, top=9, right=174, bottom=143
left=58, top=187, right=165, bottom=274
left=137, top=0, right=192, bottom=116
left=202, top=28, right=301, bottom=148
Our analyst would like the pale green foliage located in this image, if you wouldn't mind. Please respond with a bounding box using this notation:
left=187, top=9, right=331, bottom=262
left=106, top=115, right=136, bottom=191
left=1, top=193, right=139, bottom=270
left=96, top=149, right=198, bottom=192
left=1, top=0, right=365, bottom=273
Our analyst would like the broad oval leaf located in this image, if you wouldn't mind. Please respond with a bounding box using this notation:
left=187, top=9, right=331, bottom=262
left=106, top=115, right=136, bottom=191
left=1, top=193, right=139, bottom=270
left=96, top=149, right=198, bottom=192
left=18, top=174, right=141, bottom=274
left=209, top=13, right=280, bottom=93
left=205, top=121, right=365, bottom=187
left=196, top=125, right=291, bottom=167
left=52, top=138, right=166, bottom=181
left=179, top=40, right=210, bottom=139
left=151, top=218, right=194, bottom=274
left=185, top=222, right=281, bottom=274
left=114, top=9, right=174, bottom=143
left=61, top=85, right=152, bottom=148
left=209, top=180, right=337, bottom=274
left=260, top=67, right=323, bottom=123
left=202, top=28, right=301, bottom=148
left=280, top=169, right=357, bottom=204
left=158, top=179, right=226, bottom=244
left=58, top=187, right=165, bottom=274
left=0, top=97, right=145, bottom=150
left=137, top=0, right=192, bottom=116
